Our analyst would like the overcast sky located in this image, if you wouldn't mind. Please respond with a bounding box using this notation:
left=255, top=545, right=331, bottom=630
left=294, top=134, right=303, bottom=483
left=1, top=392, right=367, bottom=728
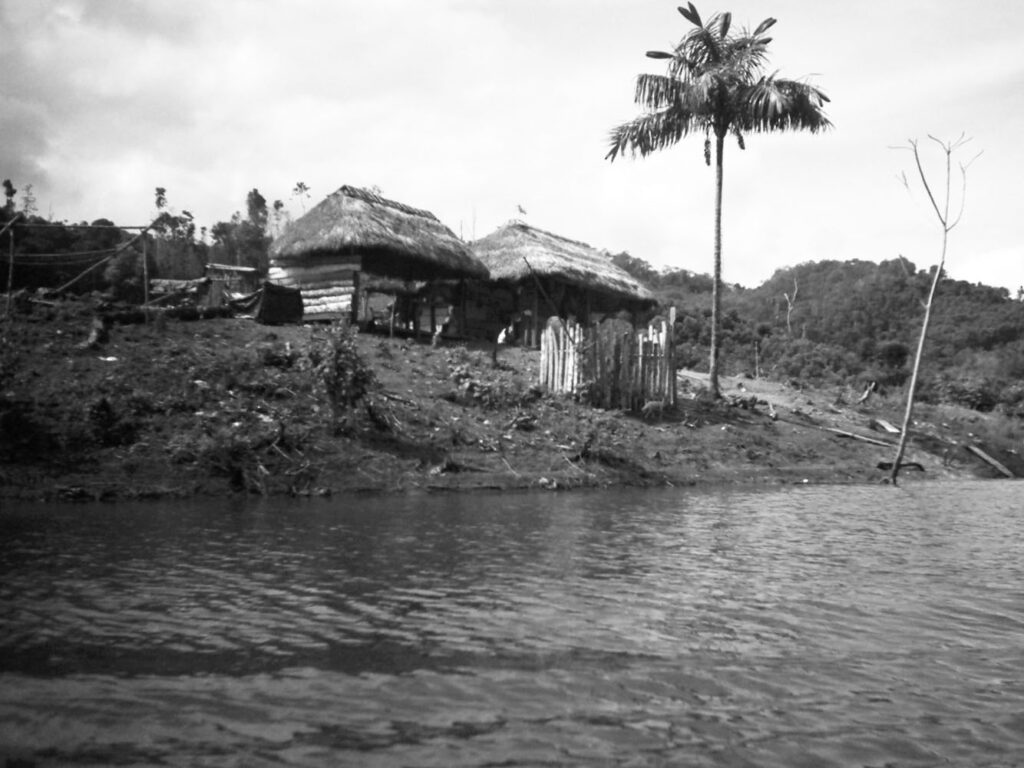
left=2, top=0, right=1022, bottom=293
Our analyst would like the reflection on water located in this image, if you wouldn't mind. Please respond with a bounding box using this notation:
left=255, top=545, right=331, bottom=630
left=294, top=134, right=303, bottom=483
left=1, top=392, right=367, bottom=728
left=2, top=480, right=1023, bottom=766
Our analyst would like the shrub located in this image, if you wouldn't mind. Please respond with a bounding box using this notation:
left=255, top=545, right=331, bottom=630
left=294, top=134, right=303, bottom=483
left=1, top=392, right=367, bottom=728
left=310, top=322, right=377, bottom=430
left=997, top=383, right=1024, bottom=418
left=87, top=397, right=138, bottom=447
left=919, top=373, right=1000, bottom=412
left=761, top=338, right=861, bottom=386
left=876, top=340, right=910, bottom=369
left=445, top=361, right=538, bottom=410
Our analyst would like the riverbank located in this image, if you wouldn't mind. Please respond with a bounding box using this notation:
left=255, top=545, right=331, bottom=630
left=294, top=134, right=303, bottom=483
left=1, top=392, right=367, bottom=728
left=1, top=298, right=1020, bottom=501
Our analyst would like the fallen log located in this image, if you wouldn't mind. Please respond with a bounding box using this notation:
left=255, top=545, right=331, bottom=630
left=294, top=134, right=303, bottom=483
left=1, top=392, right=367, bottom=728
left=965, top=445, right=1016, bottom=478
left=825, top=427, right=895, bottom=447
left=869, top=418, right=901, bottom=434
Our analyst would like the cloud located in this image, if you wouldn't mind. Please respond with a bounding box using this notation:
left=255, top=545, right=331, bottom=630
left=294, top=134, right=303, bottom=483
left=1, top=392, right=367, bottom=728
left=0, top=0, right=204, bottom=217
left=74, top=0, right=198, bottom=40
left=1, top=0, right=1022, bottom=293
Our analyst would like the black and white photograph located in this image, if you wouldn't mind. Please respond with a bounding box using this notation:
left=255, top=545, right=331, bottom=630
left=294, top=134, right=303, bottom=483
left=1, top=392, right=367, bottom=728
left=2, top=1, right=1023, bottom=765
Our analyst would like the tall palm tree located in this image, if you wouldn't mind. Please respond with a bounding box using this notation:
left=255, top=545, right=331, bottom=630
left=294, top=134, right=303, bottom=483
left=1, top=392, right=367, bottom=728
left=607, top=3, right=831, bottom=398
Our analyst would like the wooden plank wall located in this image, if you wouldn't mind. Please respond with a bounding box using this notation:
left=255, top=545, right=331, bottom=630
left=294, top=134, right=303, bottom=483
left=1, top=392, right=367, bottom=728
left=267, top=254, right=360, bottom=321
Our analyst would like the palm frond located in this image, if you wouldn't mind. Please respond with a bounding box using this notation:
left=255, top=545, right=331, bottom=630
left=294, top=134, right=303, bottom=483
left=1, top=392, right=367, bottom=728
left=634, top=72, right=684, bottom=110
left=719, top=12, right=732, bottom=38
left=740, top=77, right=832, bottom=133
left=682, top=70, right=720, bottom=110
left=724, top=34, right=770, bottom=78
left=606, top=107, right=704, bottom=160
left=672, top=13, right=732, bottom=72
left=678, top=3, right=702, bottom=27
left=607, top=5, right=830, bottom=164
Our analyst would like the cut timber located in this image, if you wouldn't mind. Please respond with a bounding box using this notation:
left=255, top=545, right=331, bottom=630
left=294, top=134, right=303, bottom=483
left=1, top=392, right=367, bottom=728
left=869, top=418, right=901, bottom=434
left=857, top=381, right=876, bottom=404
left=825, top=427, right=894, bottom=447
left=965, top=445, right=1016, bottom=478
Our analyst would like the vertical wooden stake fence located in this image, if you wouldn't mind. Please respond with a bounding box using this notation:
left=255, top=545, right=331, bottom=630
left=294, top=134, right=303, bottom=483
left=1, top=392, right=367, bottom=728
left=540, top=308, right=677, bottom=411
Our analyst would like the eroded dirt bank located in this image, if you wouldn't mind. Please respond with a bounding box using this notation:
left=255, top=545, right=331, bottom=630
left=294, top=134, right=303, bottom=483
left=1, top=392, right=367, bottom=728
left=1, top=299, right=1019, bottom=502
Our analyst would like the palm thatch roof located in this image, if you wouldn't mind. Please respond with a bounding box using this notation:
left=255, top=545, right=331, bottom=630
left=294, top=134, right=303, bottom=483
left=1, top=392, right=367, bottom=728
left=269, top=185, right=487, bottom=281
left=471, top=222, right=655, bottom=303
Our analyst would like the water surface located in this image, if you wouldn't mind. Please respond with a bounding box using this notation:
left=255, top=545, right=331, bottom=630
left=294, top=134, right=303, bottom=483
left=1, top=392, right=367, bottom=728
left=2, top=480, right=1023, bottom=766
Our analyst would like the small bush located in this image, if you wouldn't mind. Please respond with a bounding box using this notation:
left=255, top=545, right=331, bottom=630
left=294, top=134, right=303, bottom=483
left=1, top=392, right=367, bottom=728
left=87, top=397, right=139, bottom=447
left=997, top=383, right=1024, bottom=418
left=191, top=424, right=268, bottom=492
left=445, top=361, right=538, bottom=410
left=0, top=399, right=53, bottom=459
left=259, top=341, right=300, bottom=369
left=310, top=323, right=377, bottom=429
left=920, top=374, right=1000, bottom=412
left=762, top=338, right=860, bottom=386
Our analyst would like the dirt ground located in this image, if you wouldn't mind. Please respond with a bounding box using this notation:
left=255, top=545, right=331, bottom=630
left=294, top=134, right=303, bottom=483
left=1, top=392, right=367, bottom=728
left=1, top=297, right=1020, bottom=502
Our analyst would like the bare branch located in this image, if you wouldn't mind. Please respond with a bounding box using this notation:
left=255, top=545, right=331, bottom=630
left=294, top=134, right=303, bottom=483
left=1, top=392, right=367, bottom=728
left=783, top=277, right=798, bottom=335
left=909, top=139, right=945, bottom=227
left=949, top=160, right=969, bottom=231
left=946, top=148, right=981, bottom=231
left=896, top=254, right=913, bottom=278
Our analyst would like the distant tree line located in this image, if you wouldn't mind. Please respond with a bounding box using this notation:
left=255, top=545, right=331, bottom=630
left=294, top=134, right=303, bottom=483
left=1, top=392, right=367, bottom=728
left=610, top=251, right=1024, bottom=417
left=1, top=179, right=309, bottom=299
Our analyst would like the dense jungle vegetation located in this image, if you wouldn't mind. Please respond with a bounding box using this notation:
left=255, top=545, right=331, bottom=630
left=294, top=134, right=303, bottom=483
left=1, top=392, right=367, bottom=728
left=612, top=252, right=1024, bottom=416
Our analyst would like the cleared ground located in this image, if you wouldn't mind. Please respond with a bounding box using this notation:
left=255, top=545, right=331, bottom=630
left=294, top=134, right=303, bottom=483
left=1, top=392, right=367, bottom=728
left=1, top=297, right=1019, bottom=501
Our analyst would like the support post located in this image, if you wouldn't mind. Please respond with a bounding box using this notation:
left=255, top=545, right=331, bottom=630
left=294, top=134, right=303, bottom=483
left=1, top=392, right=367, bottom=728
left=142, top=237, right=149, bottom=322
left=668, top=306, right=677, bottom=406
left=5, top=228, right=14, bottom=318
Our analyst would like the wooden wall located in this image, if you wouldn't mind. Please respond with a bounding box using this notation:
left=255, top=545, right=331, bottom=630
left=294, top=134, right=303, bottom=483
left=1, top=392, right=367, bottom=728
left=268, top=254, right=360, bottom=322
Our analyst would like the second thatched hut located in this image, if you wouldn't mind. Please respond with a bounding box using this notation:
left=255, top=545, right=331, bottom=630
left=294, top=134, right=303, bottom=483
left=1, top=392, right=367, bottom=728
left=268, top=185, right=488, bottom=325
left=461, top=221, right=655, bottom=346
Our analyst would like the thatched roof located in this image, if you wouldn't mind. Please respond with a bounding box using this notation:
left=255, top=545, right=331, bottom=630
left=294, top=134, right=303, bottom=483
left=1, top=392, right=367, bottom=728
left=471, top=222, right=655, bottom=303
left=269, top=185, right=487, bottom=281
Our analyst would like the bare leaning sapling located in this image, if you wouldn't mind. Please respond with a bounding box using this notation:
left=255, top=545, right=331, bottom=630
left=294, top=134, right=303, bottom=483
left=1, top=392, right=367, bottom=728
left=890, top=134, right=980, bottom=485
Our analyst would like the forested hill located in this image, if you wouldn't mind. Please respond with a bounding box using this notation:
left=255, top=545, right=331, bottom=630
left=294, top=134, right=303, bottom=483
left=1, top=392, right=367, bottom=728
left=742, top=259, right=1023, bottom=364
left=611, top=253, right=1024, bottom=414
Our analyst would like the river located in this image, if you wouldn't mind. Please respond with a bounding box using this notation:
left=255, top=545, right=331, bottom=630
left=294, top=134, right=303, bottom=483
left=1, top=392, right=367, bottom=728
left=1, top=480, right=1022, bottom=767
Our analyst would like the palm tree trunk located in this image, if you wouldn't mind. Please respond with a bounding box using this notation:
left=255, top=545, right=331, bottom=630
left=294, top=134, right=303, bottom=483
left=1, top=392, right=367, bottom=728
left=708, top=132, right=725, bottom=398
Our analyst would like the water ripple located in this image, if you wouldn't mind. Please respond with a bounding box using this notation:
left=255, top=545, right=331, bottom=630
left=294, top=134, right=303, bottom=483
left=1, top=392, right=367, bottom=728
left=2, top=480, right=1024, bottom=766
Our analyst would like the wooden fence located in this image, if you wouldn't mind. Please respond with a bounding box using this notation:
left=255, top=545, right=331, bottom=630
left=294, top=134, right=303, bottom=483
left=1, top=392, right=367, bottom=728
left=540, top=307, right=676, bottom=411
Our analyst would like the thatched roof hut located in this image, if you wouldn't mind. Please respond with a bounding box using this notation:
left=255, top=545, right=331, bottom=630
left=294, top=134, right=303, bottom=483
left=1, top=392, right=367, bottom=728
left=268, top=185, right=487, bottom=321
left=471, top=222, right=654, bottom=304
left=270, top=185, right=486, bottom=280
left=461, top=222, right=655, bottom=346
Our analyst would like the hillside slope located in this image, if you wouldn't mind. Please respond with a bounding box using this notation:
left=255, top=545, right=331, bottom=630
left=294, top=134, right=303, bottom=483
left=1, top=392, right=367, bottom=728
left=1, top=297, right=1019, bottom=501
